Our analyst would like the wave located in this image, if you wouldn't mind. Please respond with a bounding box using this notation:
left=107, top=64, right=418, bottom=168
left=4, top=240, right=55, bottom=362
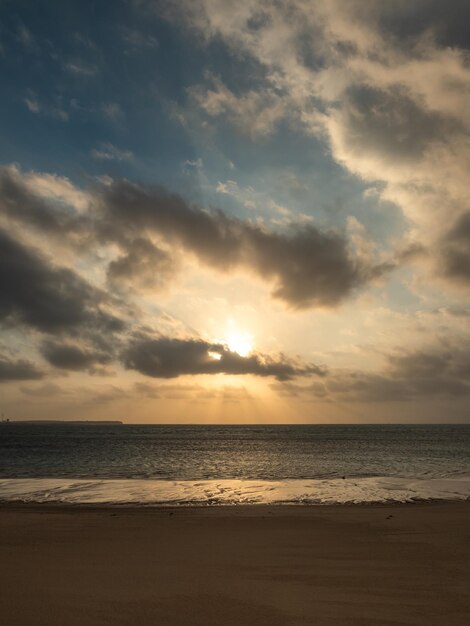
left=1, top=476, right=470, bottom=506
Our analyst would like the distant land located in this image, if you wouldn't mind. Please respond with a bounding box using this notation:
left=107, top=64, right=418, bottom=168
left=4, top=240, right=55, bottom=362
left=1, top=420, right=123, bottom=425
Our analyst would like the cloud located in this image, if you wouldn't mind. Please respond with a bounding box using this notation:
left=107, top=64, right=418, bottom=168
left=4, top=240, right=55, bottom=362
left=64, top=60, right=98, bottom=76
left=91, top=142, right=134, bottom=162
left=20, top=382, right=65, bottom=396
left=273, top=343, right=470, bottom=402
left=440, top=211, right=470, bottom=283
left=120, top=26, right=158, bottom=51
left=22, top=94, right=68, bottom=121
left=101, top=103, right=125, bottom=122
left=122, top=336, right=325, bottom=381
left=17, top=22, right=34, bottom=48
left=168, top=0, right=470, bottom=291
left=328, top=84, right=462, bottom=168
left=107, top=237, right=177, bottom=292
left=215, top=179, right=258, bottom=210
left=0, top=164, right=395, bottom=309
left=40, top=340, right=111, bottom=372
left=0, top=355, right=43, bottom=382
left=99, top=179, right=389, bottom=308
left=0, top=227, right=123, bottom=335
left=190, top=75, right=285, bottom=138
left=0, top=166, right=365, bottom=383
left=0, top=165, right=87, bottom=237
left=21, top=170, right=90, bottom=212
left=24, top=96, right=40, bottom=113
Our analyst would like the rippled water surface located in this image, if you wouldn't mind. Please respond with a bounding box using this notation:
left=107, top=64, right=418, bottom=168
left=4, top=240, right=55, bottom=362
left=1, top=423, right=469, bottom=481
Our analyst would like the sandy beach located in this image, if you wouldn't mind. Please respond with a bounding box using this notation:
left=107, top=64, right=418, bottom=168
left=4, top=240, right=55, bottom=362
left=0, top=503, right=469, bottom=625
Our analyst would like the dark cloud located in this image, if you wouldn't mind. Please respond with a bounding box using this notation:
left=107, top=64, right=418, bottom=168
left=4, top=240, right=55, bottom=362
left=0, top=167, right=394, bottom=309
left=396, top=242, right=428, bottom=262
left=440, top=211, right=470, bottom=283
left=373, top=0, right=470, bottom=50
left=326, top=371, right=411, bottom=402
left=0, top=227, right=124, bottom=334
left=40, top=340, right=111, bottom=371
left=273, top=345, right=470, bottom=402
left=338, top=85, right=460, bottom=164
left=0, top=355, right=43, bottom=382
left=107, top=237, right=176, bottom=291
left=0, top=167, right=86, bottom=239
left=446, top=212, right=470, bottom=244
left=0, top=176, right=365, bottom=382
left=99, top=180, right=387, bottom=308
left=122, top=336, right=325, bottom=381
left=444, top=307, right=470, bottom=318
left=387, top=348, right=470, bottom=396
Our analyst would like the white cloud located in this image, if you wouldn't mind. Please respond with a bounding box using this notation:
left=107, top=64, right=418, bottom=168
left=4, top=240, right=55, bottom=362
left=21, top=169, right=91, bottom=213
left=24, top=97, right=40, bottom=113
left=17, top=22, right=34, bottom=48
left=91, top=142, right=134, bottom=162
left=101, top=102, right=124, bottom=122
left=190, top=75, right=286, bottom=138
left=64, top=60, right=99, bottom=76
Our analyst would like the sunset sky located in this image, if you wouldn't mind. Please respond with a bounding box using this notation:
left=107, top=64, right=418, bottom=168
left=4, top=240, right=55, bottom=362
left=0, top=0, right=469, bottom=423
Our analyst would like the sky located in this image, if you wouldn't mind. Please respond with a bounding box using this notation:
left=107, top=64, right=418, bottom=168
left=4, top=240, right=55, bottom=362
left=0, top=0, right=469, bottom=423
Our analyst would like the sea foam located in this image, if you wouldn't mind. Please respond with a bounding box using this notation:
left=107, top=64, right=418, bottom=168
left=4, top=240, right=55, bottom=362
left=1, top=476, right=470, bottom=506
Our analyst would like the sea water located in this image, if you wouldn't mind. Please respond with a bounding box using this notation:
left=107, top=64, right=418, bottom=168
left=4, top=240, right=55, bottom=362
left=1, top=423, right=469, bottom=505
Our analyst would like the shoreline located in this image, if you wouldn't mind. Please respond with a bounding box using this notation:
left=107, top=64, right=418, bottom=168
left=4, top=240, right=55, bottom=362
left=1, top=502, right=469, bottom=625
left=2, top=475, right=469, bottom=506
left=1, top=498, right=469, bottom=511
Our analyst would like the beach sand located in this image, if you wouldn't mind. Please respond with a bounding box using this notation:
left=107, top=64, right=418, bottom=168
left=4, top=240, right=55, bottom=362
left=0, top=503, right=469, bottom=625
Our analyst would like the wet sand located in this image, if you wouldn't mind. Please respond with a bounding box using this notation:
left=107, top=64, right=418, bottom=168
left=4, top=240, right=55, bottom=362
left=0, top=503, right=469, bottom=625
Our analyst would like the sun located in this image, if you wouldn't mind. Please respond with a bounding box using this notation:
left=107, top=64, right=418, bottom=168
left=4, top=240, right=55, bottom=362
left=226, top=328, right=253, bottom=357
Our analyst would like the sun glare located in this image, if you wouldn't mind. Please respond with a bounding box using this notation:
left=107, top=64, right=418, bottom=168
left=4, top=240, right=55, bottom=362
left=226, top=328, right=253, bottom=357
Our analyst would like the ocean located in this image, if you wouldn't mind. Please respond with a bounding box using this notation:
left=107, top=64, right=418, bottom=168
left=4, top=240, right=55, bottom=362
left=1, top=423, right=469, bottom=505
